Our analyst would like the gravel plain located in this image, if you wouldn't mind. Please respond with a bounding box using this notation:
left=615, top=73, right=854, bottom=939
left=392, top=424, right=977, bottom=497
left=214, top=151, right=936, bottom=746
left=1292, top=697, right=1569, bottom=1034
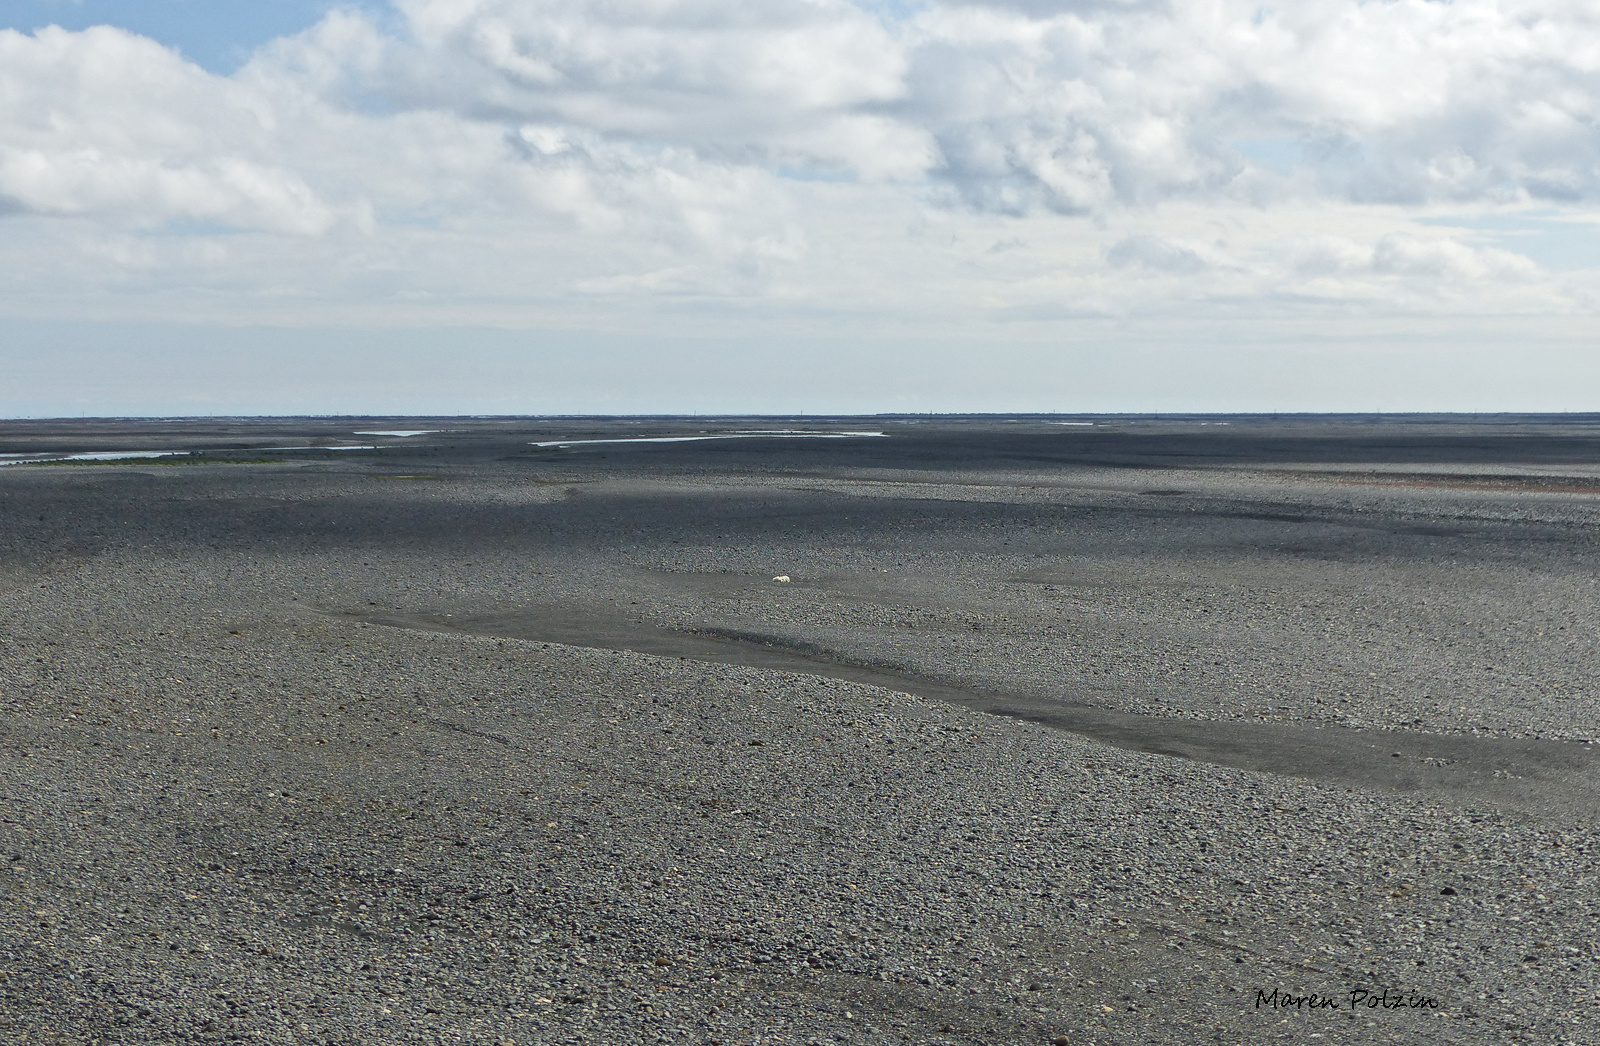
left=2, top=415, right=1599, bottom=1045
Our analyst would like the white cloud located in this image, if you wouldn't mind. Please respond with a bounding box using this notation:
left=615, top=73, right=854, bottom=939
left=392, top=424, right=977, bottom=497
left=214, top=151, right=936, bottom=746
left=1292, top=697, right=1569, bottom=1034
left=907, top=0, right=1600, bottom=213
left=0, top=0, right=1598, bottom=343
left=14, top=2, right=1600, bottom=224
left=368, top=0, right=938, bottom=179
left=266, top=0, right=1600, bottom=215
left=0, top=26, right=337, bottom=234
left=1272, top=231, right=1546, bottom=287
left=1370, top=233, right=1541, bottom=283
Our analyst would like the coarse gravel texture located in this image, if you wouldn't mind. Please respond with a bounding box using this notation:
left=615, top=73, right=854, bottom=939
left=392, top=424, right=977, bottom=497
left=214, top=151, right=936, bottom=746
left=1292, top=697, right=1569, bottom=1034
left=2, top=415, right=1599, bottom=1045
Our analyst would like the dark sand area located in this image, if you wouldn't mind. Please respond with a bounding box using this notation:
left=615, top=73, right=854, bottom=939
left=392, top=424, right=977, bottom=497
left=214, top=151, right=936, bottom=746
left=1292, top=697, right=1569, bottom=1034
left=3, top=415, right=1600, bottom=1044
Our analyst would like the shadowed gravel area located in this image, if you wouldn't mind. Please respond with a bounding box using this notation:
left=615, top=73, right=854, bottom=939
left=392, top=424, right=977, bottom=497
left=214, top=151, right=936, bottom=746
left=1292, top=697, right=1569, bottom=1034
left=359, top=607, right=1600, bottom=820
left=3, top=414, right=1600, bottom=1045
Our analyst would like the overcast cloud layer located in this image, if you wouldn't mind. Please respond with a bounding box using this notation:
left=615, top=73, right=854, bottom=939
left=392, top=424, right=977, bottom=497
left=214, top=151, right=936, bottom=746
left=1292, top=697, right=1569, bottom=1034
left=3, top=1, right=1600, bottom=412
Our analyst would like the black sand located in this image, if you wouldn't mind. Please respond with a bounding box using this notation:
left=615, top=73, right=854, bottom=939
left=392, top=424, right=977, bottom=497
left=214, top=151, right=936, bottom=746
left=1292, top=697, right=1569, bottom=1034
left=3, top=415, right=1599, bottom=1044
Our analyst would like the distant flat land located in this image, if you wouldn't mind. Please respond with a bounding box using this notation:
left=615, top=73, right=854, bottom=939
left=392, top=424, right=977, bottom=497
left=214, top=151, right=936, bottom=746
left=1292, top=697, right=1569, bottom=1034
left=3, top=415, right=1599, bottom=1045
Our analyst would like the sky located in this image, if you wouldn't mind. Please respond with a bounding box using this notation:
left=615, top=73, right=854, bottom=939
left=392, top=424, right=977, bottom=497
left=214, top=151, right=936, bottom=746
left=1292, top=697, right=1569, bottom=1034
left=2, top=0, right=1599, bottom=416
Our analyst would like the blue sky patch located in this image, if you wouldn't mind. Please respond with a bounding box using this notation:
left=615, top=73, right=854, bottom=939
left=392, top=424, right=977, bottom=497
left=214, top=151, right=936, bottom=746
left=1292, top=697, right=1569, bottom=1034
left=1417, top=211, right=1600, bottom=271
left=0, top=1, right=376, bottom=72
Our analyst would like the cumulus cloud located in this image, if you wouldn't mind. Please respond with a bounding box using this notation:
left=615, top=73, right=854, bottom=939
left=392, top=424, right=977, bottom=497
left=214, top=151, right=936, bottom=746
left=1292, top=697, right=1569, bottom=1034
left=11, top=2, right=1600, bottom=225
left=0, top=0, right=1597, bottom=329
left=1371, top=233, right=1541, bottom=283
left=357, top=0, right=938, bottom=179
left=0, top=26, right=337, bottom=234
left=906, top=0, right=1600, bottom=213
left=280, top=0, right=1600, bottom=215
left=1273, top=232, right=1541, bottom=284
